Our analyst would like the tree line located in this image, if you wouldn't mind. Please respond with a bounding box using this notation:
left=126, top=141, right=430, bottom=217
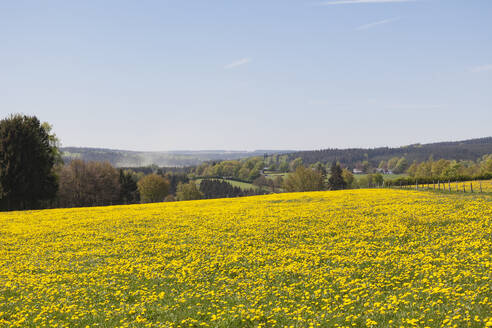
left=2, top=114, right=492, bottom=211
left=385, top=156, right=492, bottom=186
left=0, top=114, right=273, bottom=210
left=199, top=179, right=265, bottom=199
left=0, top=115, right=188, bottom=210
left=283, top=162, right=347, bottom=192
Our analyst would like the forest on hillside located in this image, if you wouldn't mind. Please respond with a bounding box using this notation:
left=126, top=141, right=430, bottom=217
left=61, top=147, right=293, bottom=167
left=282, top=137, right=492, bottom=167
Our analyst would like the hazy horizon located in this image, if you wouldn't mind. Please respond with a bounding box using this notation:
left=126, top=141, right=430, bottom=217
left=2, top=0, right=491, bottom=151
left=59, top=135, right=492, bottom=153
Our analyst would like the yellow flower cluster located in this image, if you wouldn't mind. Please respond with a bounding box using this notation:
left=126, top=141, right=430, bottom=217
left=447, top=180, right=492, bottom=192
left=1, top=189, right=491, bottom=327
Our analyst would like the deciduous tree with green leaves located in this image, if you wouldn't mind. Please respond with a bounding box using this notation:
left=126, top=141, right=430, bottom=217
left=283, top=165, right=324, bottom=192
left=137, top=174, right=169, bottom=203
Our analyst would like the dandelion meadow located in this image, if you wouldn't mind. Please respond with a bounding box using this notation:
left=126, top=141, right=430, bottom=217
left=413, top=180, right=492, bottom=193
left=1, top=190, right=491, bottom=328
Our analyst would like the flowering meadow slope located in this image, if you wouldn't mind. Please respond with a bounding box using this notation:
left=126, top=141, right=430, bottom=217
left=1, top=190, right=491, bottom=327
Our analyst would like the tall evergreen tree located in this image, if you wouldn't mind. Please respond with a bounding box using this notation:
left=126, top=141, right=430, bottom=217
left=313, top=162, right=327, bottom=185
left=0, top=114, right=59, bottom=210
left=328, top=161, right=347, bottom=190
left=119, top=169, right=139, bottom=204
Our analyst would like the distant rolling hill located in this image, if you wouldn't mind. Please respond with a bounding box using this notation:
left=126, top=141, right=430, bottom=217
left=62, top=137, right=492, bottom=168
left=282, top=137, right=492, bottom=167
left=61, top=147, right=293, bottom=167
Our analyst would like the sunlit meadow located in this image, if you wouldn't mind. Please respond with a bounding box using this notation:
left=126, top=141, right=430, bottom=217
left=1, top=189, right=491, bottom=327
left=406, top=180, right=492, bottom=193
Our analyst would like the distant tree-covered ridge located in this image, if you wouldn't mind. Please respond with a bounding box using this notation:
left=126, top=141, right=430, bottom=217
left=187, top=137, right=492, bottom=183
left=61, top=147, right=294, bottom=168
left=280, top=137, right=492, bottom=168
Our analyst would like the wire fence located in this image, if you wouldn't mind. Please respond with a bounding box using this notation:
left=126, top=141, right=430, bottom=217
left=382, top=179, right=492, bottom=193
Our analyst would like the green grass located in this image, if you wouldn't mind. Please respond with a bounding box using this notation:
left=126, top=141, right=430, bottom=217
left=353, top=173, right=408, bottom=182
left=264, top=172, right=289, bottom=179
left=382, top=173, right=408, bottom=181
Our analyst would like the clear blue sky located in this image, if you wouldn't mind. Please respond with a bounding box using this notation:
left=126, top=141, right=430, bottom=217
left=1, top=0, right=491, bottom=151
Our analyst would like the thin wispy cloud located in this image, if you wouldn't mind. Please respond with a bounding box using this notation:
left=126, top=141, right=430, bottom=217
left=224, top=58, right=252, bottom=69
left=470, top=64, right=492, bottom=73
left=318, top=0, right=414, bottom=5
left=356, top=17, right=399, bottom=30
left=385, top=104, right=445, bottom=111
left=309, top=100, right=445, bottom=111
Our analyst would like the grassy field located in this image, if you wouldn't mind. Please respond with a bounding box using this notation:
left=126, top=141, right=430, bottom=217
left=1, top=190, right=491, bottom=327
left=263, top=171, right=289, bottom=178
left=353, top=173, right=408, bottom=182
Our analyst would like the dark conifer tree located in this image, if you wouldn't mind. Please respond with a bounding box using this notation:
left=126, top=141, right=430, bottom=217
left=0, top=114, right=58, bottom=210
left=328, top=161, right=347, bottom=190
left=119, top=170, right=140, bottom=204
left=165, top=173, right=189, bottom=195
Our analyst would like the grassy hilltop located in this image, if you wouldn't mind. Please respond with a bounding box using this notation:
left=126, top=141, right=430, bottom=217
left=1, top=190, right=491, bottom=327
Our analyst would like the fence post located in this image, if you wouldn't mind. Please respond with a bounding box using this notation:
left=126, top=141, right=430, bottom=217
left=480, top=181, right=483, bottom=193
left=463, top=183, right=466, bottom=193
left=448, top=180, right=451, bottom=192
left=470, top=182, right=473, bottom=193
